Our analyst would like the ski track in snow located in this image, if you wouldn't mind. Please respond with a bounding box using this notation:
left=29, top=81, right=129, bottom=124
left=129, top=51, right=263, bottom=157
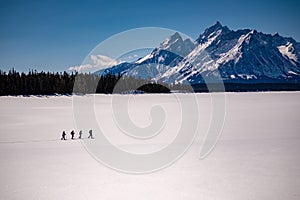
left=0, top=92, right=300, bottom=200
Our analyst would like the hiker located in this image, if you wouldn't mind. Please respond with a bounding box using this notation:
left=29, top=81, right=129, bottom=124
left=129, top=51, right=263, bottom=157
left=61, top=131, right=66, bottom=140
left=88, top=129, right=94, bottom=139
left=78, top=130, right=83, bottom=139
left=70, top=130, right=75, bottom=140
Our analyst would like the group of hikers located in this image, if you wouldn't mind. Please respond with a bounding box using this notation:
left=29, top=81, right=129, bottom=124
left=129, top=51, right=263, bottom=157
left=61, top=129, right=94, bottom=140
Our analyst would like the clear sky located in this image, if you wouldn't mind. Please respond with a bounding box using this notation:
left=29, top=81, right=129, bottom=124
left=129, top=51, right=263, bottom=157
left=0, top=0, right=299, bottom=72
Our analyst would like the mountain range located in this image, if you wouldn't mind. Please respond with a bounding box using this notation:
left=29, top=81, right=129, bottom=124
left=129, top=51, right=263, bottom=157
left=95, top=22, right=300, bottom=86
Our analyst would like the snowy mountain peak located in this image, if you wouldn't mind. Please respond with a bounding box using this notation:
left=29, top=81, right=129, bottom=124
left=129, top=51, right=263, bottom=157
left=160, top=32, right=183, bottom=49
left=159, top=32, right=196, bottom=57
left=206, top=21, right=223, bottom=32
left=196, top=21, right=231, bottom=44
left=211, top=21, right=224, bottom=31
left=215, top=21, right=222, bottom=26
left=273, top=32, right=280, bottom=37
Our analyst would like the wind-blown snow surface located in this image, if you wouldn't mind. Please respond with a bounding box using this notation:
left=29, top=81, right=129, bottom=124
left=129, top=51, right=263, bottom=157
left=1, top=92, right=300, bottom=199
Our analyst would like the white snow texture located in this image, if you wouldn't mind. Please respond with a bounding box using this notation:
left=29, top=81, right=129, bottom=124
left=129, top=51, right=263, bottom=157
left=0, top=92, right=300, bottom=199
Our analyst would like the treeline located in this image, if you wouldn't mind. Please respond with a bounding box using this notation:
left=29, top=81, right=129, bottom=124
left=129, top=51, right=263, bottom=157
left=0, top=69, right=75, bottom=95
left=0, top=69, right=191, bottom=96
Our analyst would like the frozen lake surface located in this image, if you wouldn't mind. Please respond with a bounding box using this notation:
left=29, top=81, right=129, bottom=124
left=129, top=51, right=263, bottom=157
left=0, top=92, right=300, bottom=199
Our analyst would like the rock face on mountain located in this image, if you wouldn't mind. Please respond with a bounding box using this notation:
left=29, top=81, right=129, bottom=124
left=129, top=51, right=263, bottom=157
left=96, top=22, right=300, bottom=84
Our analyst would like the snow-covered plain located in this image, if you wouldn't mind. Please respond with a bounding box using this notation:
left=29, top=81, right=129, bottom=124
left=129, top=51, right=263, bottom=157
left=0, top=92, right=300, bottom=199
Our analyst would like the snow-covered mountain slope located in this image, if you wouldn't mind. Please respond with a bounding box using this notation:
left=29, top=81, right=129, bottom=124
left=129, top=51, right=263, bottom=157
left=96, top=22, right=300, bottom=84
left=159, top=22, right=300, bottom=84
left=126, top=49, right=183, bottom=79
left=162, top=22, right=300, bottom=84
left=95, top=32, right=195, bottom=79
left=128, top=33, right=196, bottom=79
left=95, top=62, right=135, bottom=76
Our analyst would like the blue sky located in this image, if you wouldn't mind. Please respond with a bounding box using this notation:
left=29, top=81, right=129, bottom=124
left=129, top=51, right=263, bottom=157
left=0, top=0, right=299, bottom=72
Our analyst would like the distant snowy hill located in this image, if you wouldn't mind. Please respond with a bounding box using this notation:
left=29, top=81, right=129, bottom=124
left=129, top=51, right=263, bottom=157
left=95, top=22, right=300, bottom=84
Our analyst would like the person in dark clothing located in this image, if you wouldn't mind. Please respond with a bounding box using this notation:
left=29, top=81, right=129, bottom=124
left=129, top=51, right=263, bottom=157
left=78, top=130, right=83, bottom=139
left=88, top=129, right=94, bottom=139
left=70, top=130, right=75, bottom=140
left=61, top=131, right=66, bottom=140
